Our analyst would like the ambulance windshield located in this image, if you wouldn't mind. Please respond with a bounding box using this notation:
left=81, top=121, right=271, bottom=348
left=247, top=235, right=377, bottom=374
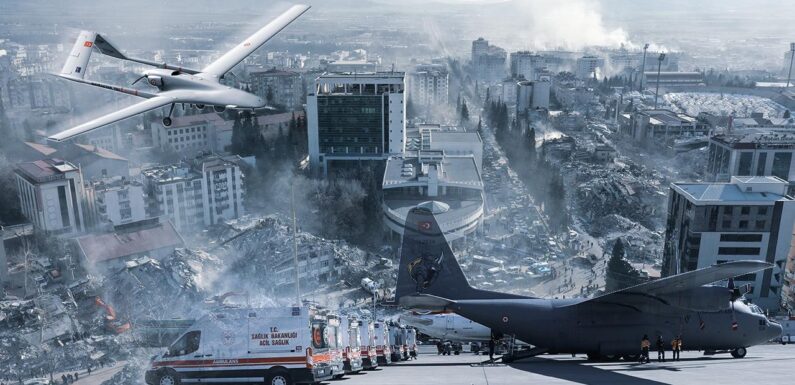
left=311, top=321, right=328, bottom=350
left=165, top=330, right=201, bottom=357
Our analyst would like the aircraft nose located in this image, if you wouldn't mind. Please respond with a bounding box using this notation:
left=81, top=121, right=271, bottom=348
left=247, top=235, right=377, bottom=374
left=768, top=321, right=783, bottom=341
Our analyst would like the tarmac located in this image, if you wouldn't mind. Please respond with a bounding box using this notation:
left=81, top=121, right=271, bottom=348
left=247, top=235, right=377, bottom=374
left=338, top=344, right=794, bottom=385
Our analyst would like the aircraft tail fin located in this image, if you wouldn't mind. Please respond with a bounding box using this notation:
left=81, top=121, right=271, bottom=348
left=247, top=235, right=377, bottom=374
left=394, top=206, right=527, bottom=309
left=61, top=31, right=97, bottom=79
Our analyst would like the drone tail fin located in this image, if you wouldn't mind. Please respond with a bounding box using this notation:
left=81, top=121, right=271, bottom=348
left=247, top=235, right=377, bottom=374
left=61, top=30, right=97, bottom=80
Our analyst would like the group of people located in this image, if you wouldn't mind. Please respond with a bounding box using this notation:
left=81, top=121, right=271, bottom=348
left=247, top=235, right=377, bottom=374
left=60, top=372, right=80, bottom=384
left=640, top=334, right=683, bottom=363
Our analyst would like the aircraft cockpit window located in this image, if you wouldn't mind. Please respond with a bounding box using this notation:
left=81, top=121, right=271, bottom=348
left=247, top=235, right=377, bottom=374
left=748, top=304, right=764, bottom=314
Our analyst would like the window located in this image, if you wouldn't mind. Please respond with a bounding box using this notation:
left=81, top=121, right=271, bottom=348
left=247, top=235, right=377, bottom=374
left=312, top=322, right=328, bottom=349
left=738, top=220, right=748, bottom=229
left=756, top=152, right=767, bottom=175
left=720, top=234, right=762, bottom=242
left=740, top=206, right=750, bottom=215
left=718, top=247, right=760, bottom=255
left=723, top=206, right=734, bottom=216
left=772, top=152, right=792, bottom=180
left=757, top=207, right=768, bottom=215
left=755, top=220, right=766, bottom=230
left=166, top=331, right=201, bottom=357
left=737, top=152, right=753, bottom=175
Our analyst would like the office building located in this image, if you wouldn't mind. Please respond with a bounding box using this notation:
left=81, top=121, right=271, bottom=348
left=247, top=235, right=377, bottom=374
left=151, top=113, right=233, bottom=155
left=510, top=51, right=544, bottom=81
left=382, top=151, right=484, bottom=242
left=663, top=176, right=795, bottom=311
left=249, top=68, right=303, bottom=111
left=625, top=109, right=709, bottom=147
left=408, top=63, right=449, bottom=109
left=15, top=159, right=87, bottom=236
left=576, top=56, right=604, bottom=80
left=307, top=72, right=406, bottom=175
left=141, top=154, right=245, bottom=231
left=85, top=177, right=147, bottom=227
left=516, top=77, right=551, bottom=114
left=707, top=131, right=795, bottom=194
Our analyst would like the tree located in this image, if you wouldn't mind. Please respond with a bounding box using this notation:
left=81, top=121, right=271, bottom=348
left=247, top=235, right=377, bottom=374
left=460, top=100, right=469, bottom=122
left=266, top=85, right=274, bottom=105
left=605, top=238, right=645, bottom=292
left=785, top=110, right=791, bottom=119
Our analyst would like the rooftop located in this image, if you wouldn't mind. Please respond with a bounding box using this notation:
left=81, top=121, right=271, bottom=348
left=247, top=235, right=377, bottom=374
left=639, top=109, right=697, bottom=125
left=76, top=220, right=184, bottom=264
left=711, top=130, right=795, bottom=149
left=383, top=153, right=482, bottom=189
left=15, top=158, right=78, bottom=183
left=672, top=176, right=791, bottom=204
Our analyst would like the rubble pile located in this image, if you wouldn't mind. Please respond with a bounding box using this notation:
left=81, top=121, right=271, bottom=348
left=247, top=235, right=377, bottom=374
left=102, top=250, right=221, bottom=321
left=568, top=161, right=666, bottom=231
left=101, top=357, right=149, bottom=385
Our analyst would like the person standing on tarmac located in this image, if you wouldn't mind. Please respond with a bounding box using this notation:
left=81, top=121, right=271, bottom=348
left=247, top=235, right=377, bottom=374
left=488, top=337, right=496, bottom=363
left=671, top=336, right=682, bottom=361
left=656, top=335, right=666, bottom=362
left=640, top=335, right=651, bottom=363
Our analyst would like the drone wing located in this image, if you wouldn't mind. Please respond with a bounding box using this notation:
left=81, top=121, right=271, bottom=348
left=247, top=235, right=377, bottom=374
left=200, top=4, right=310, bottom=78
left=48, top=96, right=172, bottom=142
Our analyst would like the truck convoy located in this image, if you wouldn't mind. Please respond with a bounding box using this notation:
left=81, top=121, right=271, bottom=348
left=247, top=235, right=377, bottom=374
left=145, top=306, right=334, bottom=385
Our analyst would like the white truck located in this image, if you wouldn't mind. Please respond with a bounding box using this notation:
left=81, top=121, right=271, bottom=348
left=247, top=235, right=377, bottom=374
left=339, top=315, right=364, bottom=374
left=358, top=319, right=379, bottom=369
left=145, top=306, right=334, bottom=385
left=372, top=320, right=393, bottom=365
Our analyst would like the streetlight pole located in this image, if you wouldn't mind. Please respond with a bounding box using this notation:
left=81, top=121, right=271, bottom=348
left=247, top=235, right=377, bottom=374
left=639, top=43, right=649, bottom=92
left=654, top=53, right=666, bottom=109
left=787, top=42, right=795, bottom=88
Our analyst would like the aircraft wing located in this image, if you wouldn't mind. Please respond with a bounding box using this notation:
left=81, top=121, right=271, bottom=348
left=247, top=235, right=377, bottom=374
left=575, top=260, right=772, bottom=306
left=48, top=96, right=172, bottom=142
left=200, top=4, right=310, bottom=77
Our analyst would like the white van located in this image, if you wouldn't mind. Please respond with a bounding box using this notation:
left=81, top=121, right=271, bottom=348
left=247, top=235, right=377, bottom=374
left=144, top=306, right=334, bottom=385
left=373, top=321, right=393, bottom=365
left=339, top=315, right=364, bottom=374
left=388, top=324, right=406, bottom=362
left=358, top=319, right=379, bottom=369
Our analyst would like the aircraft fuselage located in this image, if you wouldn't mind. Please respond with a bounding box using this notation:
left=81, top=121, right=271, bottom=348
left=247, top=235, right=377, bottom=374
left=449, top=298, right=782, bottom=355
left=143, top=68, right=265, bottom=109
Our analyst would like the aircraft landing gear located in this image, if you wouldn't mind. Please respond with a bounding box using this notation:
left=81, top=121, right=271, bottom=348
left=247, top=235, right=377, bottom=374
left=163, top=103, right=175, bottom=127
left=731, top=347, right=747, bottom=358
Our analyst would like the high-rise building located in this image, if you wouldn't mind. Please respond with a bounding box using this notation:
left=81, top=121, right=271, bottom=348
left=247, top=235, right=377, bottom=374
left=706, top=131, right=795, bottom=195
left=307, top=72, right=406, bottom=175
left=15, top=159, right=87, bottom=236
left=249, top=69, right=304, bottom=111
left=510, top=51, right=544, bottom=81
left=471, top=38, right=507, bottom=81
left=409, top=64, right=449, bottom=110
left=142, top=154, right=245, bottom=231
left=576, top=56, right=604, bottom=80
left=663, top=176, right=795, bottom=312
left=516, top=76, right=551, bottom=114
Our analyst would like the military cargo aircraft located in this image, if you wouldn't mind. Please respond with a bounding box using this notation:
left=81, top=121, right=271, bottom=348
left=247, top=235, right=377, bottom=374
left=393, top=207, right=783, bottom=361
left=48, top=4, right=310, bottom=142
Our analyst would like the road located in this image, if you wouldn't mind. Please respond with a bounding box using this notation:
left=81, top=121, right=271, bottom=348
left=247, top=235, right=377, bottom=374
left=337, top=344, right=793, bottom=385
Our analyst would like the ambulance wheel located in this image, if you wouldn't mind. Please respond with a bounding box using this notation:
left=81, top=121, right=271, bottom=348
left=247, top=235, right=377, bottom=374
left=731, top=347, right=747, bottom=358
left=162, top=117, right=172, bottom=127
left=157, top=370, right=180, bottom=385
left=266, top=368, right=292, bottom=385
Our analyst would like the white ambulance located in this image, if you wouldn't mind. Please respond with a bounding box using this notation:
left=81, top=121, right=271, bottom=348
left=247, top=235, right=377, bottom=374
left=373, top=320, right=393, bottom=365
left=389, top=323, right=406, bottom=362
left=339, top=315, right=364, bottom=374
left=325, top=313, right=346, bottom=379
left=407, top=328, right=418, bottom=359
left=144, top=306, right=334, bottom=385
left=358, top=319, right=379, bottom=369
